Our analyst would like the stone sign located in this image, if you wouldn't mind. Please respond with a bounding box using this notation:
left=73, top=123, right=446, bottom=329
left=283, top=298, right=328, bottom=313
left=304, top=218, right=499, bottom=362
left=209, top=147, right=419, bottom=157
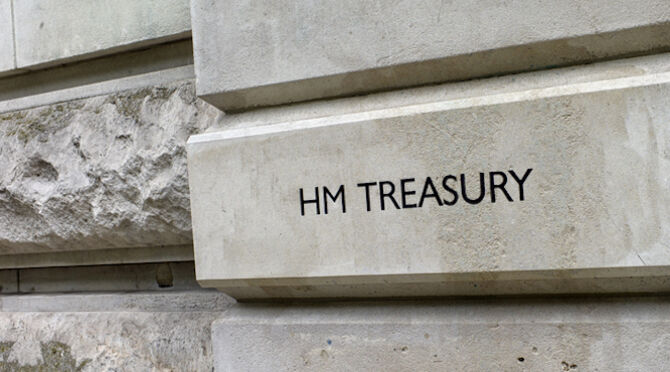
left=187, top=73, right=670, bottom=299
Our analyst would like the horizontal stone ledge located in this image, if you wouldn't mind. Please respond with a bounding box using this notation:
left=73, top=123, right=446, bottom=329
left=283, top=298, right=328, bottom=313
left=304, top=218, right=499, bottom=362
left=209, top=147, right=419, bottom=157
left=13, top=0, right=191, bottom=71
left=0, top=40, right=195, bottom=114
left=188, top=64, right=670, bottom=299
left=213, top=297, right=670, bottom=371
left=0, top=290, right=233, bottom=312
left=204, top=267, right=670, bottom=300
left=0, top=261, right=200, bottom=294
left=0, top=245, right=193, bottom=270
left=191, top=0, right=670, bottom=110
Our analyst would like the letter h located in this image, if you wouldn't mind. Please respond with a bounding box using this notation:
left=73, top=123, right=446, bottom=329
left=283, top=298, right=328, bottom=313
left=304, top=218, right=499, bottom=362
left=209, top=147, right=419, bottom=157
left=300, top=187, right=320, bottom=216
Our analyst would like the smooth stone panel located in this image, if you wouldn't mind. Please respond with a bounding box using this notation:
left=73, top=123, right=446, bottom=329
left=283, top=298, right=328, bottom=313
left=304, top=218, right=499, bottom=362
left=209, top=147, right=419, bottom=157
left=213, top=298, right=670, bottom=371
left=0, top=0, right=15, bottom=74
left=14, top=0, right=191, bottom=69
left=191, top=0, right=670, bottom=110
left=188, top=69, right=670, bottom=299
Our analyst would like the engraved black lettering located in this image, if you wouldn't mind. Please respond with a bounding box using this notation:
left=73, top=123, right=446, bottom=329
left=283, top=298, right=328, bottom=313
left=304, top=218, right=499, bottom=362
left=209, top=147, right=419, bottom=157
left=400, top=178, right=417, bottom=208
left=460, top=173, right=485, bottom=205
left=509, top=168, right=533, bottom=201
left=489, top=171, right=513, bottom=203
left=441, top=175, right=458, bottom=206
left=357, top=182, right=377, bottom=212
left=299, top=187, right=320, bottom=215
left=379, top=181, right=401, bottom=210
left=323, top=185, right=346, bottom=214
left=419, top=177, right=443, bottom=207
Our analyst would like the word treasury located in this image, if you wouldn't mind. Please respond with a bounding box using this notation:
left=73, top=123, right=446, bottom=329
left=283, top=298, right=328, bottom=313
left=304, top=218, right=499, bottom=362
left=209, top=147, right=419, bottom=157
left=299, top=168, right=533, bottom=215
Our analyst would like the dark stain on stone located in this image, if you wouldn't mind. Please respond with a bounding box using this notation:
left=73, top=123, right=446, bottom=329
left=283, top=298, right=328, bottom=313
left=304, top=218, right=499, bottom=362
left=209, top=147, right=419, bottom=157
left=0, top=342, right=14, bottom=363
left=71, top=136, right=86, bottom=161
left=156, top=263, right=174, bottom=288
left=109, top=86, right=178, bottom=125
left=0, top=341, right=91, bottom=371
left=562, top=361, right=578, bottom=370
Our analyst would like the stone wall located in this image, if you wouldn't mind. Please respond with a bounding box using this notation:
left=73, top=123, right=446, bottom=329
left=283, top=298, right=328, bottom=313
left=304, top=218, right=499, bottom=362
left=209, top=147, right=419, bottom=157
left=0, top=291, right=232, bottom=371
left=3, top=0, right=670, bottom=371
left=0, top=80, right=223, bottom=255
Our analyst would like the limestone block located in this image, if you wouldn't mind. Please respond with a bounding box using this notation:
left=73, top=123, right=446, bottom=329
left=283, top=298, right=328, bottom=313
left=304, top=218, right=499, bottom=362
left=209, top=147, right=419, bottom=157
left=14, top=0, right=191, bottom=69
left=0, top=80, right=224, bottom=255
left=188, top=63, right=670, bottom=299
left=213, top=298, right=670, bottom=371
left=191, top=0, right=670, bottom=110
left=0, top=291, right=231, bottom=370
left=0, top=0, right=14, bottom=74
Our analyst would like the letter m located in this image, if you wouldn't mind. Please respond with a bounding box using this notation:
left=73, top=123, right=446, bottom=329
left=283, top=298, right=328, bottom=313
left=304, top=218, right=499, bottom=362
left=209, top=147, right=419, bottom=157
left=323, top=185, right=346, bottom=214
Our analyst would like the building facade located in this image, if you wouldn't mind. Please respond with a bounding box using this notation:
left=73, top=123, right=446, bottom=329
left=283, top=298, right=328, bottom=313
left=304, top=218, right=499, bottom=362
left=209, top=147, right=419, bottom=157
left=2, top=0, right=670, bottom=370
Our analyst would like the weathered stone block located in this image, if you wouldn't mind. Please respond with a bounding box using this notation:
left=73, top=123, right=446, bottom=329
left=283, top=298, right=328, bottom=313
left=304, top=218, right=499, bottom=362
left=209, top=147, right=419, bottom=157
left=0, top=0, right=15, bottom=74
left=188, top=65, right=670, bottom=299
left=0, top=80, right=224, bottom=255
left=14, top=0, right=191, bottom=69
left=0, top=291, right=232, bottom=370
left=191, top=0, right=670, bottom=110
left=213, top=298, right=670, bottom=371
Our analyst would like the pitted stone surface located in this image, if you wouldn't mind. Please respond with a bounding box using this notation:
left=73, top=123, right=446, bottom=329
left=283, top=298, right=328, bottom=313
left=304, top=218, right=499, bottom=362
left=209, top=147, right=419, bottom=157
left=0, top=313, right=219, bottom=372
left=0, top=80, right=224, bottom=254
left=213, top=298, right=670, bottom=371
left=0, top=291, right=231, bottom=371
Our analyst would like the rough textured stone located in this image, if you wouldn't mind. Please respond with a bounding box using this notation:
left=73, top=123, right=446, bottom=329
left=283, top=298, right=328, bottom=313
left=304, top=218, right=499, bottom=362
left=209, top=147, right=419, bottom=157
left=0, top=291, right=233, bottom=312
left=0, top=0, right=15, bottom=75
left=0, top=79, right=224, bottom=255
left=14, top=0, right=191, bottom=69
left=0, top=292, right=232, bottom=371
left=0, top=313, right=219, bottom=371
left=214, top=297, right=670, bottom=371
left=188, top=58, right=670, bottom=298
left=192, top=0, right=670, bottom=110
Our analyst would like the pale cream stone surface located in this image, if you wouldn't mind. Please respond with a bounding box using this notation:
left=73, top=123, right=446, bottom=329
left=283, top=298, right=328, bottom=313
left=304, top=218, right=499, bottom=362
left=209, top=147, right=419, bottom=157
left=188, top=62, right=670, bottom=298
left=213, top=298, right=670, bottom=371
left=0, top=291, right=232, bottom=371
left=13, top=0, right=191, bottom=69
left=0, top=0, right=15, bottom=74
left=0, top=80, right=223, bottom=255
left=0, top=40, right=195, bottom=114
left=191, top=0, right=670, bottom=110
